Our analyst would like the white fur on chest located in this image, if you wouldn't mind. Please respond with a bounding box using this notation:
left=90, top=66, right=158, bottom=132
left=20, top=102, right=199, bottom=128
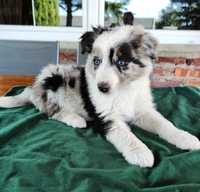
left=95, top=89, right=136, bottom=121
left=87, top=74, right=152, bottom=122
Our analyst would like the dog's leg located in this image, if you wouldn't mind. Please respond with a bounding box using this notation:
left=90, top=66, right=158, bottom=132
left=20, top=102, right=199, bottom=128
left=134, top=109, right=200, bottom=150
left=52, top=110, right=87, bottom=128
left=106, top=120, right=154, bottom=167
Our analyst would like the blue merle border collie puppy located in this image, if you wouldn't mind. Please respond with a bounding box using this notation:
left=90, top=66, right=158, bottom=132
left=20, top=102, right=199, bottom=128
left=0, top=25, right=200, bottom=167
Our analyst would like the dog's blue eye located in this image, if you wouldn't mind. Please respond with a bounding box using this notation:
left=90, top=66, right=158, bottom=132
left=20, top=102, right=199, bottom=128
left=93, top=56, right=102, bottom=68
left=115, top=59, right=129, bottom=71
left=116, top=60, right=129, bottom=66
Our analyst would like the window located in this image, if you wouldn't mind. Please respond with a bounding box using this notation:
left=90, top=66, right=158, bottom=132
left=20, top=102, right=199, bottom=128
left=0, top=0, right=199, bottom=44
left=0, top=0, right=105, bottom=42
left=104, top=0, right=200, bottom=30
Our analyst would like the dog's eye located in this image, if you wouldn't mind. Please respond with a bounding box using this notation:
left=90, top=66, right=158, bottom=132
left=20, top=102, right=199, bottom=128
left=93, top=56, right=102, bottom=69
left=115, top=59, right=129, bottom=67
left=115, top=59, right=129, bottom=71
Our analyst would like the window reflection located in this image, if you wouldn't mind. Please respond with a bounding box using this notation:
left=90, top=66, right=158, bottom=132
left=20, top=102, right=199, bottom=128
left=0, top=0, right=83, bottom=27
left=0, top=0, right=33, bottom=25
left=58, top=0, right=82, bottom=27
left=35, top=0, right=82, bottom=27
left=105, top=0, right=200, bottom=30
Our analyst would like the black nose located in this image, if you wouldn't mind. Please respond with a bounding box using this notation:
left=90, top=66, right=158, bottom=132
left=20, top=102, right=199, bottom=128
left=98, top=82, right=110, bottom=93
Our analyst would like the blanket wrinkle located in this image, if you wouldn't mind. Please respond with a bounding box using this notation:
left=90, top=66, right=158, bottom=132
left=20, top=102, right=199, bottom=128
left=0, top=86, right=200, bottom=192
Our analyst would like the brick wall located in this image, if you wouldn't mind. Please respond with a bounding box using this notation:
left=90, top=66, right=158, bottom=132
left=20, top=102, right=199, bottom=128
left=59, top=44, right=200, bottom=88
left=152, top=45, right=200, bottom=87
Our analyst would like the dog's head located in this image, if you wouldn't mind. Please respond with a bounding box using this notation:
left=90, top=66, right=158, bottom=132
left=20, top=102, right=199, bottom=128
left=80, top=25, right=158, bottom=94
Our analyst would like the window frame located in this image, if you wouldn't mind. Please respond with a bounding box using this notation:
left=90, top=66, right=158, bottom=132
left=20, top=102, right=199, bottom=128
left=0, top=0, right=199, bottom=44
left=0, top=0, right=104, bottom=42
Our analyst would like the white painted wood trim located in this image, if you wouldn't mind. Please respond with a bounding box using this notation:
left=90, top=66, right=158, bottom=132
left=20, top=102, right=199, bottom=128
left=0, top=0, right=199, bottom=44
left=32, top=0, right=36, bottom=26
left=0, top=0, right=106, bottom=42
left=99, top=0, right=105, bottom=26
left=0, top=0, right=89, bottom=42
left=0, top=25, right=199, bottom=44
left=0, top=25, right=84, bottom=42
left=148, top=30, right=200, bottom=44
left=87, top=0, right=104, bottom=30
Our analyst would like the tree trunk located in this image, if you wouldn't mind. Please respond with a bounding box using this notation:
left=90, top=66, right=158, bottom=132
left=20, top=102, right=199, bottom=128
left=65, top=0, right=72, bottom=26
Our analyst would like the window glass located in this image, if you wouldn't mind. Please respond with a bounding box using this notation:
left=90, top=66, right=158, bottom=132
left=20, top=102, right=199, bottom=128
left=0, top=0, right=83, bottom=27
left=105, top=0, right=200, bottom=30
left=35, top=0, right=83, bottom=27
left=0, top=0, right=33, bottom=25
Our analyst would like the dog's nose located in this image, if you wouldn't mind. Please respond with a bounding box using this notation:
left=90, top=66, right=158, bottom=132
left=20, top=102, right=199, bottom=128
left=98, top=82, right=110, bottom=93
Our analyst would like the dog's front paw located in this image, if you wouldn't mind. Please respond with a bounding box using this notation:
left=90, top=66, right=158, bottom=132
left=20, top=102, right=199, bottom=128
left=174, top=130, right=200, bottom=150
left=123, top=146, right=154, bottom=167
left=61, top=114, right=87, bottom=128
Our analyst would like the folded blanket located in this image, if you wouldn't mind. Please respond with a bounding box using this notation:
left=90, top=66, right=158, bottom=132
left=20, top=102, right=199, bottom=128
left=0, top=86, right=200, bottom=192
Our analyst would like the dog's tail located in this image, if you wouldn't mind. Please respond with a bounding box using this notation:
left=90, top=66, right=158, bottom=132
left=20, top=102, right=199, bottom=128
left=0, top=87, right=32, bottom=108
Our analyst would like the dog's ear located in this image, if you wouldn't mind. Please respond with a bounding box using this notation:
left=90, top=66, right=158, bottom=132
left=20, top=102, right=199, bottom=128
left=80, top=31, right=96, bottom=54
left=92, top=26, right=109, bottom=34
left=80, top=26, right=109, bottom=54
left=129, top=26, right=158, bottom=60
left=143, top=33, right=158, bottom=60
left=130, top=25, right=145, bottom=49
left=131, top=34, right=143, bottom=49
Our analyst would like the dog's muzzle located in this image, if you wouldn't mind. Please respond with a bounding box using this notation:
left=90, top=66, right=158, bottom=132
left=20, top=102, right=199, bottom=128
left=97, top=82, right=110, bottom=93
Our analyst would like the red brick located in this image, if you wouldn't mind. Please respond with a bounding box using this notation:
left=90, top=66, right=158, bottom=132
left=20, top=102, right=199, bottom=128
left=175, top=68, right=189, bottom=77
left=153, top=67, right=163, bottom=75
left=185, top=80, right=200, bottom=87
left=157, top=57, right=175, bottom=64
left=189, top=70, right=200, bottom=78
left=157, top=57, right=186, bottom=64
left=191, top=58, right=200, bottom=66
left=175, top=57, right=186, bottom=64
left=153, top=67, right=174, bottom=76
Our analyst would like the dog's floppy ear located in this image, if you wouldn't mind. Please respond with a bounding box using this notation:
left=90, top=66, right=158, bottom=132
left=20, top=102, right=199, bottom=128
left=143, top=33, right=158, bottom=60
left=92, top=26, right=109, bottom=34
left=130, top=25, right=145, bottom=49
left=131, top=34, right=143, bottom=49
left=129, top=26, right=158, bottom=60
left=80, top=31, right=96, bottom=54
left=80, top=26, right=109, bottom=54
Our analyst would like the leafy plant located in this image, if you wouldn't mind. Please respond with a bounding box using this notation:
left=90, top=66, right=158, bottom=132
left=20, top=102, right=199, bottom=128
left=35, top=0, right=59, bottom=26
left=105, top=0, right=130, bottom=26
left=156, top=0, right=200, bottom=30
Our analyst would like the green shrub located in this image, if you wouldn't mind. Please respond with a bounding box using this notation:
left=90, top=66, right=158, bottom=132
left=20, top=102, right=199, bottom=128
left=35, top=0, right=59, bottom=26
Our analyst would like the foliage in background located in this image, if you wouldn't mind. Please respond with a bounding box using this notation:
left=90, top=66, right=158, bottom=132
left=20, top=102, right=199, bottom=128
left=156, top=0, right=200, bottom=30
left=59, top=0, right=82, bottom=26
left=35, top=0, right=59, bottom=26
left=105, top=0, right=130, bottom=26
left=156, top=6, right=181, bottom=29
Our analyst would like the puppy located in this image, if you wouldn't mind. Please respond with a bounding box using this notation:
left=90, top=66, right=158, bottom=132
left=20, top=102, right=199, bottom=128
left=0, top=25, right=200, bottom=167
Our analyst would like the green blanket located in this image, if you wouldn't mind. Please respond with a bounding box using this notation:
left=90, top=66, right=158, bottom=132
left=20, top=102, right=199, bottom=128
left=0, top=87, right=200, bottom=192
